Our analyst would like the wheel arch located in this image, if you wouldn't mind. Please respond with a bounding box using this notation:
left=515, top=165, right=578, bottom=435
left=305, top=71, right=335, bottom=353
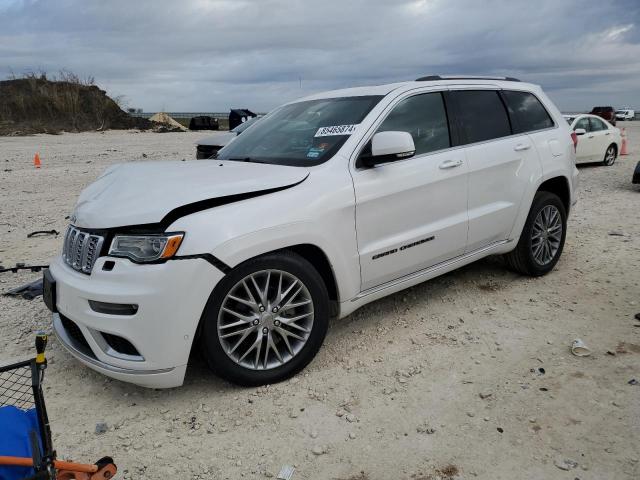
left=219, top=242, right=340, bottom=303
left=507, top=174, right=572, bottom=244
left=190, top=242, right=339, bottom=363
left=537, top=176, right=571, bottom=214
left=283, top=244, right=339, bottom=303
left=195, top=240, right=340, bottom=315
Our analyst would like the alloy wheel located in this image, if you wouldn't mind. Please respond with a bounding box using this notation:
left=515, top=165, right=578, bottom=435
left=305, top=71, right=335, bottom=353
left=531, top=205, right=563, bottom=266
left=604, top=146, right=616, bottom=166
left=217, top=269, right=314, bottom=370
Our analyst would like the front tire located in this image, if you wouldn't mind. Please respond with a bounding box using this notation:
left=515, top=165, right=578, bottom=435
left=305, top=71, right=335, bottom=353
left=603, top=144, right=617, bottom=166
left=200, top=251, right=329, bottom=386
left=504, top=191, right=567, bottom=276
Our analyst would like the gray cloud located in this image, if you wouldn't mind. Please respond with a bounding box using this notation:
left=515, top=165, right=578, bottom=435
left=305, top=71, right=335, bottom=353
left=0, top=0, right=639, bottom=111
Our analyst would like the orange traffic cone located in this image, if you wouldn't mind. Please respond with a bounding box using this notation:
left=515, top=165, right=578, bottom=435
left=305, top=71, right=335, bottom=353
left=34, top=152, right=41, bottom=168
left=620, top=128, right=629, bottom=156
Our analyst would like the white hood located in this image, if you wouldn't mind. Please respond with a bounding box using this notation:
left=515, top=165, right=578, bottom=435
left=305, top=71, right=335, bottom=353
left=72, top=160, right=309, bottom=229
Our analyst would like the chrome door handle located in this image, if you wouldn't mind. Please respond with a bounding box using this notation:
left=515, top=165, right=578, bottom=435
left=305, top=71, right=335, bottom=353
left=514, top=144, right=531, bottom=151
left=439, top=159, right=463, bottom=169
left=605, top=132, right=611, bottom=135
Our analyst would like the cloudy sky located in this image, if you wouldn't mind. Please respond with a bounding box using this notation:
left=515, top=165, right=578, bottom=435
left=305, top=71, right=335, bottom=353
left=1, top=0, right=639, bottom=112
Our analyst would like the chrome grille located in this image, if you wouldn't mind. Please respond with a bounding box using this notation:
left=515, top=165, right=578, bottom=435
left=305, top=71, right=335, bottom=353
left=62, top=226, right=105, bottom=274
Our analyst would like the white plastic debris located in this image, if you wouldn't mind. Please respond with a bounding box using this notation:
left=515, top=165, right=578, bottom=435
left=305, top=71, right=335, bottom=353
left=277, top=465, right=295, bottom=480
left=571, top=339, right=591, bottom=357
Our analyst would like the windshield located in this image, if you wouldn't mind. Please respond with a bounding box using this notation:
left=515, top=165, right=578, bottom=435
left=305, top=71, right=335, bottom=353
left=217, top=95, right=383, bottom=166
left=231, top=116, right=260, bottom=134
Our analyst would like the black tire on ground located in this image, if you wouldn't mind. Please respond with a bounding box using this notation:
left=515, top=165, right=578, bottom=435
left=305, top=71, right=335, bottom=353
left=603, top=144, right=617, bottom=166
left=200, top=251, right=329, bottom=386
left=504, top=191, right=567, bottom=277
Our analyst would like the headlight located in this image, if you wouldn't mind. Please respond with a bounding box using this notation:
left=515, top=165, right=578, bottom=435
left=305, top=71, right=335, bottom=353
left=108, top=233, right=184, bottom=263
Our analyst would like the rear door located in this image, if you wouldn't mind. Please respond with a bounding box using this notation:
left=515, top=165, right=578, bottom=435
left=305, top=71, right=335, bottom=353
left=351, top=91, right=469, bottom=291
left=588, top=116, right=611, bottom=160
left=449, top=89, right=541, bottom=252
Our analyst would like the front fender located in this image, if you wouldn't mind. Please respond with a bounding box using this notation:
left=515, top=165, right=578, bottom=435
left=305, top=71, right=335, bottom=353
left=167, top=164, right=361, bottom=302
left=212, top=221, right=360, bottom=302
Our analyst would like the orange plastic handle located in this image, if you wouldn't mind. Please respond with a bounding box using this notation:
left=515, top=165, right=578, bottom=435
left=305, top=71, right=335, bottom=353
left=0, top=456, right=98, bottom=473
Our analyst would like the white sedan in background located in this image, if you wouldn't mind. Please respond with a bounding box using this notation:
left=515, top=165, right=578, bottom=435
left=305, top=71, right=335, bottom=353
left=564, top=114, right=621, bottom=166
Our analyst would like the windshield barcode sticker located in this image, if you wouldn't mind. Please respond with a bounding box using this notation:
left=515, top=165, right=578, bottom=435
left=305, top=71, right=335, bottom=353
left=314, top=124, right=359, bottom=137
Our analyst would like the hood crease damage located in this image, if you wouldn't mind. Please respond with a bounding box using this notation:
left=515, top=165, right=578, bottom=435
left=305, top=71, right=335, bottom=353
left=71, top=160, right=310, bottom=230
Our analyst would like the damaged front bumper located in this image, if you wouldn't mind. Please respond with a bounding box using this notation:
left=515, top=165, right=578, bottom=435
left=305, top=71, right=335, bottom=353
left=47, top=253, right=224, bottom=388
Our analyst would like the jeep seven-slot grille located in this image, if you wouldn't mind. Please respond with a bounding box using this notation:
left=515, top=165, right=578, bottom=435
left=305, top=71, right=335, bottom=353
left=62, top=226, right=105, bottom=274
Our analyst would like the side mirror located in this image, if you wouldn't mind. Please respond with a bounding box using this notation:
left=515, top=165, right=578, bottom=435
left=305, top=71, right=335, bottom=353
left=574, top=128, right=586, bottom=136
left=361, top=131, right=416, bottom=167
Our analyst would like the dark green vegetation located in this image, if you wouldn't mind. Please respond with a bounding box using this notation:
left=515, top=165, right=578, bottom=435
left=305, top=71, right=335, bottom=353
left=0, top=73, right=150, bottom=135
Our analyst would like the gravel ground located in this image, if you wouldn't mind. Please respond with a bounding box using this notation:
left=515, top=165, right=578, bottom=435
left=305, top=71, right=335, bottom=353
left=1, top=126, right=639, bottom=479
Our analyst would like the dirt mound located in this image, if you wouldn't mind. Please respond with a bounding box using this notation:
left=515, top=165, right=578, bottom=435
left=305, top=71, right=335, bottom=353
left=149, top=112, right=187, bottom=132
left=0, top=78, right=151, bottom=135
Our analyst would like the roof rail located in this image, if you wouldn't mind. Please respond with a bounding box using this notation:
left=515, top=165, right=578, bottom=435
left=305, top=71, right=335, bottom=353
left=416, top=75, right=521, bottom=82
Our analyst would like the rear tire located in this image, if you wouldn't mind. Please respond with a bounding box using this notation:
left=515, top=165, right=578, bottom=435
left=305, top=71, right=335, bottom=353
left=504, top=191, right=567, bottom=276
left=603, top=144, right=617, bottom=166
left=200, top=251, right=329, bottom=386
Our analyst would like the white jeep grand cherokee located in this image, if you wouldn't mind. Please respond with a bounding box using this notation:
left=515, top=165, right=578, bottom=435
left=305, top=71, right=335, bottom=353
left=44, top=76, right=579, bottom=388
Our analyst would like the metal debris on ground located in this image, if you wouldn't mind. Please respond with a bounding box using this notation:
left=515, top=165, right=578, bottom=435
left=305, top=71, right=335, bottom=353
left=27, top=229, right=59, bottom=237
left=0, top=263, right=49, bottom=274
left=3, top=278, right=43, bottom=299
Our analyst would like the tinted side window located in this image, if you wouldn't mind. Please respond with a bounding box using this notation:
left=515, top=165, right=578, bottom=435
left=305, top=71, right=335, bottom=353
left=502, top=90, right=554, bottom=133
left=377, top=92, right=450, bottom=155
left=589, top=117, right=607, bottom=131
left=452, top=90, right=511, bottom=144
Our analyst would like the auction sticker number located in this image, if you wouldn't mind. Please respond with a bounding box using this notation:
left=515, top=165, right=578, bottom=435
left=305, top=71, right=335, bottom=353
left=315, top=124, right=359, bottom=137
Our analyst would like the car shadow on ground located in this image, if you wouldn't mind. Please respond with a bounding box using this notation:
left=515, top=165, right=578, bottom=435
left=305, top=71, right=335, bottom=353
left=576, top=162, right=608, bottom=169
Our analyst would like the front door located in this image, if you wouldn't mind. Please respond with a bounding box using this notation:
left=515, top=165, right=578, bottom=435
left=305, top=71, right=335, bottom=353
left=574, top=117, right=598, bottom=161
left=351, top=91, right=469, bottom=291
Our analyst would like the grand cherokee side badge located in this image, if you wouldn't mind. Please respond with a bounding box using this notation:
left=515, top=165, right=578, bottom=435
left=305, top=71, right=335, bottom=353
left=372, top=236, right=435, bottom=260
